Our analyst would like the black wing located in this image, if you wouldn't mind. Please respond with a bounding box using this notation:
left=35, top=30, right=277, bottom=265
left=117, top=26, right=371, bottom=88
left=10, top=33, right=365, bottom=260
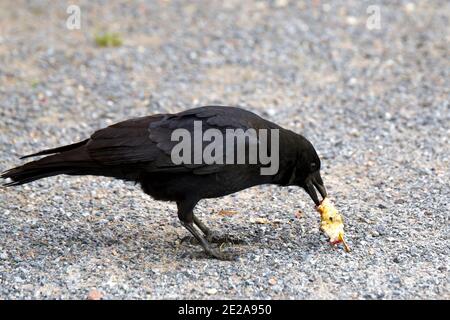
left=87, top=106, right=280, bottom=174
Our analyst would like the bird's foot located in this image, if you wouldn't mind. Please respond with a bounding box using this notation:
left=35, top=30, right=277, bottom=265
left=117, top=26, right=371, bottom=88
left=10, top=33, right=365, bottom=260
left=179, top=221, right=238, bottom=261
left=204, top=246, right=236, bottom=261
left=180, top=233, right=245, bottom=245
left=179, top=235, right=199, bottom=245
left=206, top=232, right=246, bottom=245
left=180, top=237, right=236, bottom=260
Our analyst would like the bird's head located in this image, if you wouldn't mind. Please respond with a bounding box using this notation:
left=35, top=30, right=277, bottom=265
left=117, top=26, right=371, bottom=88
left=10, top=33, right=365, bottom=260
left=292, top=137, right=327, bottom=206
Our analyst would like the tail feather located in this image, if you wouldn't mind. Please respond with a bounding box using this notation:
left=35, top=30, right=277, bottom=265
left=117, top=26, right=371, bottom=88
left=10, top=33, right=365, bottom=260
left=20, top=139, right=89, bottom=159
left=2, top=141, right=96, bottom=186
left=2, top=167, right=78, bottom=186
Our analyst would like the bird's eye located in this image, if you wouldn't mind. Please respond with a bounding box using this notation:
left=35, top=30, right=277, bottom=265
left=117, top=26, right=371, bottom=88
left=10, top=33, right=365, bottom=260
left=311, top=162, right=317, bottom=170
left=329, top=217, right=333, bottom=222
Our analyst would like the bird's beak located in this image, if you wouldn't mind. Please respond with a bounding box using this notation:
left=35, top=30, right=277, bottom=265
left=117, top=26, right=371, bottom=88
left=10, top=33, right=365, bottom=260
left=305, top=172, right=327, bottom=206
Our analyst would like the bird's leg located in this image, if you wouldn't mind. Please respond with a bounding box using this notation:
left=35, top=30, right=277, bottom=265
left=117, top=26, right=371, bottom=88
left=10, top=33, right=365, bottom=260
left=181, top=222, right=235, bottom=260
left=178, top=214, right=207, bottom=244
left=177, top=201, right=235, bottom=261
left=193, top=215, right=213, bottom=238
left=193, top=214, right=245, bottom=244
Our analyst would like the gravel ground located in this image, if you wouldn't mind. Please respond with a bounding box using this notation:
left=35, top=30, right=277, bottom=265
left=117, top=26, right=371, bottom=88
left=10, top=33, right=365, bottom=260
left=0, top=0, right=449, bottom=299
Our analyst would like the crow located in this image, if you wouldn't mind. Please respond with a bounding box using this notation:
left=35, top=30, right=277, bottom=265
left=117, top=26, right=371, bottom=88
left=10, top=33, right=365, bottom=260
left=2, top=106, right=327, bottom=260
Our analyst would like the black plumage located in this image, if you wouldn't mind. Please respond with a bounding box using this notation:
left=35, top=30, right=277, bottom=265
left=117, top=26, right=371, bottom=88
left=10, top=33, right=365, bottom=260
left=2, top=106, right=327, bottom=260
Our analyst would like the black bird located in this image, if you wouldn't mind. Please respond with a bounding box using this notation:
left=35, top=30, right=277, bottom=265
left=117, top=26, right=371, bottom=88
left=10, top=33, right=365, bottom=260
left=2, top=106, right=327, bottom=260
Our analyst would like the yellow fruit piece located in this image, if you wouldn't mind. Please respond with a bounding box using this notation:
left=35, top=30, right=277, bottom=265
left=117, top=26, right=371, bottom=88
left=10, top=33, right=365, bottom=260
left=316, top=198, right=350, bottom=252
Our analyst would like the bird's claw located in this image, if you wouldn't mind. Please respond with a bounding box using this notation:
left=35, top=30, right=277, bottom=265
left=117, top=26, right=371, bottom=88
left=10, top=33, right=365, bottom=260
left=181, top=233, right=245, bottom=245
left=179, top=235, right=199, bottom=245
left=206, top=232, right=246, bottom=245
left=206, top=247, right=236, bottom=261
left=179, top=235, right=238, bottom=260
